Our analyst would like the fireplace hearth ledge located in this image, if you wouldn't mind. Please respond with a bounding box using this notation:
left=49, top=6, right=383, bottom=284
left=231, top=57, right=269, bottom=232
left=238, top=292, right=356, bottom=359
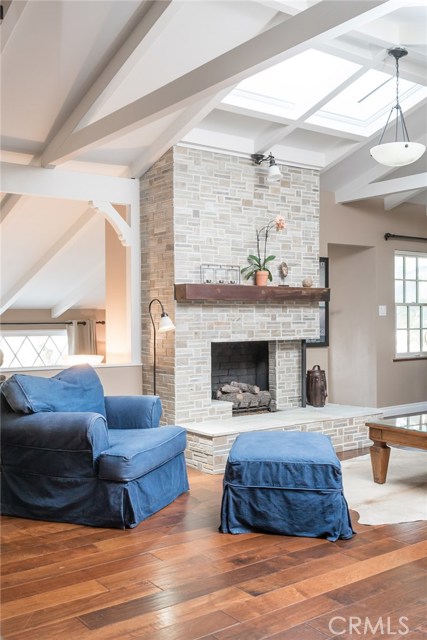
left=183, top=403, right=383, bottom=474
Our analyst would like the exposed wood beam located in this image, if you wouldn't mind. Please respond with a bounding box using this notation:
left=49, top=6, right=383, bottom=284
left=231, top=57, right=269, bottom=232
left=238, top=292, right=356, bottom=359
left=384, top=189, right=426, bottom=211
left=0, top=210, right=97, bottom=314
left=0, top=162, right=139, bottom=204
left=40, top=0, right=180, bottom=168
left=51, top=264, right=105, bottom=318
left=336, top=173, right=427, bottom=204
left=45, top=0, right=387, bottom=165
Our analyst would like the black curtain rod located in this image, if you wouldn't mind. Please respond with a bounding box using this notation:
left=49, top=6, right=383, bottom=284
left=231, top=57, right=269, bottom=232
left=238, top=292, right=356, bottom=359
left=384, top=233, right=427, bottom=242
left=0, top=321, right=106, bottom=326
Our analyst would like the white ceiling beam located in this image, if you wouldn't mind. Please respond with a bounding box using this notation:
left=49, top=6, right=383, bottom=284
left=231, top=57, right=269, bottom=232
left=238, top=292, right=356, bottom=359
left=321, top=99, right=427, bottom=175
left=0, top=193, right=26, bottom=223
left=384, top=189, right=426, bottom=210
left=0, top=0, right=29, bottom=54
left=0, top=209, right=97, bottom=314
left=316, top=39, right=385, bottom=66
left=40, top=0, right=180, bottom=168
left=255, top=40, right=396, bottom=153
left=181, top=131, right=256, bottom=157
left=51, top=264, right=105, bottom=318
left=254, top=51, right=385, bottom=152
left=359, top=1, right=427, bottom=48
left=336, top=172, right=427, bottom=204
left=45, top=0, right=388, bottom=165
left=89, top=200, right=131, bottom=246
left=254, top=0, right=303, bottom=15
left=0, top=162, right=139, bottom=204
left=218, top=101, right=295, bottom=126
left=128, top=89, right=233, bottom=179
left=317, top=40, right=426, bottom=86
left=321, top=137, right=396, bottom=190
left=322, top=141, right=362, bottom=167
left=219, top=100, right=362, bottom=142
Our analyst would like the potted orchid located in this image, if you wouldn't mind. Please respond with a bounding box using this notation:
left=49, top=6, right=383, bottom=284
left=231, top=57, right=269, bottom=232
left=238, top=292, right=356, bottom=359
left=241, top=215, right=286, bottom=285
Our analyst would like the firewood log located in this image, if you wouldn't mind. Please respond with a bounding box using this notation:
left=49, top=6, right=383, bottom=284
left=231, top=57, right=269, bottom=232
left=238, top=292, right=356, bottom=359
left=230, top=381, right=260, bottom=394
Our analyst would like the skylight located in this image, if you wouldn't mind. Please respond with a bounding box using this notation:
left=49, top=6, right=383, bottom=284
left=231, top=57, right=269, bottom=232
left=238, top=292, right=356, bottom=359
left=222, top=48, right=427, bottom=137
left=222, top=49, right=361, bottom=121
left=308, top=69, right=427, bottom=136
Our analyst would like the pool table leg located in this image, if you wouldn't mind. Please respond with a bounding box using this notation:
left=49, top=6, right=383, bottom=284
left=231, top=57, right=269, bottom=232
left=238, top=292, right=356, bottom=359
left=370, top=440, right=391, bottom=484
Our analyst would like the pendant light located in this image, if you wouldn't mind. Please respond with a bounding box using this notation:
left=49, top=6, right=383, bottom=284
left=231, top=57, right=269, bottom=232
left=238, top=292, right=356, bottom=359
left=370, top=47, right=425, bottom=167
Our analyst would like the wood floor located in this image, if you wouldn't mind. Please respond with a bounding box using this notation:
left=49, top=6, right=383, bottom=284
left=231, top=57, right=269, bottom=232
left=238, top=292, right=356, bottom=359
left=1, top=458, right=426, bottom=640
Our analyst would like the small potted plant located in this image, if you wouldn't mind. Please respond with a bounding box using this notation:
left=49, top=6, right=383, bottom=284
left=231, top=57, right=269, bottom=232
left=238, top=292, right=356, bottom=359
left=241, top=215, right=286, bottom=285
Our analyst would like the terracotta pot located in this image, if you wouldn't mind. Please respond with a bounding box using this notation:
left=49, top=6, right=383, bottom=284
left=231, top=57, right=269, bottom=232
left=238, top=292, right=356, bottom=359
left=255, top=270, right=269, bottom=286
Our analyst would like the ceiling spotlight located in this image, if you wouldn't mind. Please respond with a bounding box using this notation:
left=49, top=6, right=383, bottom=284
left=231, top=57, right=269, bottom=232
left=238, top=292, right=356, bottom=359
left=370, top=47, right=425, bottom=167
left=251, top=153, right=283, bottom=182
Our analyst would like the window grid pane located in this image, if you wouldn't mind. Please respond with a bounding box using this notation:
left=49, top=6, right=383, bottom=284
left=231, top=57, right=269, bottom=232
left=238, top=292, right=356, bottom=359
left=395, top=252, right=427, bottom=358
left=0, top=333, right=68, bottom=368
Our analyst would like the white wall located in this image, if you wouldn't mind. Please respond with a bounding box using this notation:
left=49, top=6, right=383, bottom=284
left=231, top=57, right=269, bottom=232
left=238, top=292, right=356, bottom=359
left=0, top=365, right=143, bottom=396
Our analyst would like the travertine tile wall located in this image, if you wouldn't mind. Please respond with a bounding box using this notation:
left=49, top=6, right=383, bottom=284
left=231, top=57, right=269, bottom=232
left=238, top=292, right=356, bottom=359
left=186, top=413, right=376, bottom=474
left=140, top=146, right=320, bottom=424
left=140, top=149, right=176, bottom=421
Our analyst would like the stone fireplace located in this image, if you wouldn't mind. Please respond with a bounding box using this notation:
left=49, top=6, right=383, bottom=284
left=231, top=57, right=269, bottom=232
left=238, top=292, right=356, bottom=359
left=139, top=146, right=379, bottom=472
left=140, top=145, right=321, bottom=425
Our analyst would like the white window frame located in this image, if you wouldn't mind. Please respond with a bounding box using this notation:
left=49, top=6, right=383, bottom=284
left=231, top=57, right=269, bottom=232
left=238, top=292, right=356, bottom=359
left=394, top=250, right=427, bottom=359
left=0, top=329, right=68, bottom=369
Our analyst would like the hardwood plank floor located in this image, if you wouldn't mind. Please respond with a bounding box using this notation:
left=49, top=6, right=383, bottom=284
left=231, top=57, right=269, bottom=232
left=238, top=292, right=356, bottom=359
left=1, top=461, right=426, bottom=640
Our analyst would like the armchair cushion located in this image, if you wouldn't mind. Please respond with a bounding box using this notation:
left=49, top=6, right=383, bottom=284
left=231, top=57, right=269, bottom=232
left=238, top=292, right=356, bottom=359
left=98, top=426, right=187, bottom=481
left=1, top=364, right=106, bottom=417
left=104, top=395, right=162, bottom=430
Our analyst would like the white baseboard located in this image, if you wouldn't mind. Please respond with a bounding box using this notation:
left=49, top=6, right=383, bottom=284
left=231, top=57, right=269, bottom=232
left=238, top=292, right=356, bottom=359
left=380, top=401, right=427, bottom=418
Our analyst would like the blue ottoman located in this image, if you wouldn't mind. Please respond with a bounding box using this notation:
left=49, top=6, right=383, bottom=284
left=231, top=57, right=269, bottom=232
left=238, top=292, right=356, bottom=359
left=220, top=431, right=354, bottom=541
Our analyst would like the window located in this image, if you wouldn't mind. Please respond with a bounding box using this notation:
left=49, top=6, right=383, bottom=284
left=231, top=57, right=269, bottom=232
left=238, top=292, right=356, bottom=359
left=395, top=252, right=427, bottom=358
left=0, top=330, right=68, bottom=368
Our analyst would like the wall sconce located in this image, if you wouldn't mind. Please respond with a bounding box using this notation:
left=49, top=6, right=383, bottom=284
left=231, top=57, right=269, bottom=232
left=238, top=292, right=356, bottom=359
left=370, top=47, right=425, bottom=167
left=149, top=298, right=175, bottom=395
left=251, top=153, right=282, bottom=182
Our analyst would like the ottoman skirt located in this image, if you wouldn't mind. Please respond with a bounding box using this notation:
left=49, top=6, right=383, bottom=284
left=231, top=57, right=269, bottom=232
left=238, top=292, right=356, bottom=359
left=220, top=431, right=354, bottom=541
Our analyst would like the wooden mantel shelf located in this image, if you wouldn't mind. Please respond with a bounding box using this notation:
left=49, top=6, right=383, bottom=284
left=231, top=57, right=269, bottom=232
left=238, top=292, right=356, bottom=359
left=174, top=283, right=330, bottom=303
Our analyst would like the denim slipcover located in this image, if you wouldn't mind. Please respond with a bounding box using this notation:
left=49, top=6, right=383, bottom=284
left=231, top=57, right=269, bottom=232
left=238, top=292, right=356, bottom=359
left=99, top=427, right=188, bottom=481
left=1, top=366, right=189, bottom=529
left=1, top=364, right=106, bottom=416
left=220, top=431, right=354, bottom=541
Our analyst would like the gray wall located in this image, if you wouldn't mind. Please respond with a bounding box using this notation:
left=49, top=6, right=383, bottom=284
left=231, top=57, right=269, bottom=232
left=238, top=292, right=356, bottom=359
left=320, top=191, right=427, bottom=408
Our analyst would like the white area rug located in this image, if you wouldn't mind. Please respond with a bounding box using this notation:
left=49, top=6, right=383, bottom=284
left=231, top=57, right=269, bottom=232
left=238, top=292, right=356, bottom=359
left=340, top=448, right=427, bottom=525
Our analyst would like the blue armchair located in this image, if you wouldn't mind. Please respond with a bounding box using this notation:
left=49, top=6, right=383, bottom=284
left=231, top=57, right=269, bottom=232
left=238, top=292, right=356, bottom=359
left=0, top=365, right=189, bottom=529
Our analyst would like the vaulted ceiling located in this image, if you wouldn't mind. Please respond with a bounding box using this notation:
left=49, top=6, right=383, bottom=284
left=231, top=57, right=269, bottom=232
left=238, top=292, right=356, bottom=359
left=1, top=0, right=426, bottom=313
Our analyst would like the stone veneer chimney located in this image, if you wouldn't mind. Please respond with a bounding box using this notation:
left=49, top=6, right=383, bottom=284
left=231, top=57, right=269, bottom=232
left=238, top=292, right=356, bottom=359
left=140, top=146, right=320, bottom=425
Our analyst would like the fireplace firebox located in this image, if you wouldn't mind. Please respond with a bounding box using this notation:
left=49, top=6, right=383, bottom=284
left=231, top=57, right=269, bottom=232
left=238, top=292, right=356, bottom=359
left=211, top=341, right=273, bottom=413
